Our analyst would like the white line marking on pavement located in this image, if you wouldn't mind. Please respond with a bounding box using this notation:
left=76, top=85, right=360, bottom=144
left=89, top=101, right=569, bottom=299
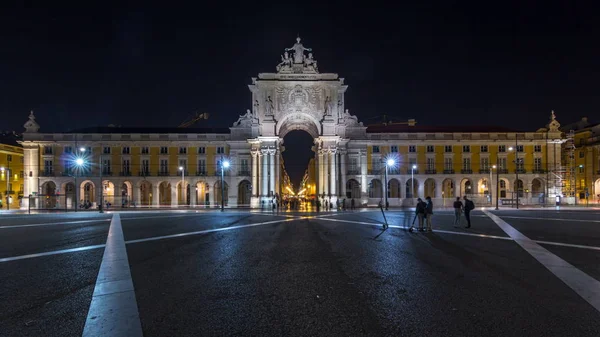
left=535, top=240, right=600, bottom=251
left=0, top=244, right=106, bottom=263
left=493, top=215, right=600, bottom=223
left=83, top=214, right=143, bottom=337
left=483, top=210, right=600, bottom=313
left=0, top=219, right=111, bottom=229
left=125, top=218, right=296, bottom=244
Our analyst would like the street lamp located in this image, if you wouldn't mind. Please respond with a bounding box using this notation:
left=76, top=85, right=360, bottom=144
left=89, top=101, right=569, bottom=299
left=490, top=164, right=495, bottom=206
left=73, top=157, right=85, bottom=211
left=179, top=166, right=185, bottom=206
left=384, top=158, right=395, bottom=210
left=411, top=164, right=417, bottom=200
left=220, top=157, right=230, bottom=212
left=0, top=166, right=9, bottom=210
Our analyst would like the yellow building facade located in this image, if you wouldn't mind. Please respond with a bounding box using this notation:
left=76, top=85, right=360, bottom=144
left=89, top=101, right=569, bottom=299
left=0, top=137, right=24, bottom=210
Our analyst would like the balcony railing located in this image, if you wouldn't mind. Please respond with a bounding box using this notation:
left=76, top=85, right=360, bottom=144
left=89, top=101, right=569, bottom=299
left=138, top=171, right=150, bottom=177
left=174, top=170, right=189, bottom=176
left=515, top=169, right=527, bottom=174
left=425, top=169, right=437, bottom=174
left=407, top=169, right=419, bottom=174
left=120, top=171, right=132, bottom=176
left=368, top=169, right=382, bottom=175
left=101, top=171, right=113, bottom=176
left=532, top=169, right=546, bottom=174
left=42, top=171, right=54, bottom=177
left=158, top=171, right=170, bottom=176
left=346, top=169, right=360, bottom=175
left=461, top=169, right=473, bottom=174
left=479, top=169, right=490, bottom=174
left=196, top=171, right=207, bottom=176
left=238, top=170, right=251, bottom=176
left=498, top=169, right=508, bottom=174
left=388, top=169, right=400, bottom=175
left=443, top=169, right=455, bottom=174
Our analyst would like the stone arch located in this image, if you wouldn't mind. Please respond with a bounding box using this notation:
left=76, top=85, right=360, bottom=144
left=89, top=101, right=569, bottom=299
left=63, top=182, right=76, bottom=209
left=176, top=181, right=190, bottom=205
left=80, top=180, right=96, bottom=203
left=195, top=181, right=210, bottom=206
left=424, top=178, right=436, bottom=198
left=120, top=181, right=133, bottom=207
left=102, top=180, right=115, bottom=206
left=388, top=178, right=401, bottom=198
left=158, top=181, right=171, bottom=206
left=594, top=178, right=600, bottom=202
left=499, top=178, right=509, bottom=198
left=138, top=180, right=152, bottom=206
left=406, top=178, right=418, bottom=198
left=346, top=179, right=360, bottom=199
left=369, top=179, right=383, bottom=198
left=514, top=179, right=524, bottom=198
left=238, top=180, right=252, bottom=207
left=531, top=178, right=544, bottom=196
left=214, top=180, right=229, bottom=207
left=460, top=178, right=472, bottom=196
left=41, top=181, right=57, bottom=208
left=442, top=178, right=454, bottom=198
left=477, top=178, right=490, bottom=195
left=276, top=112, right=321, bottom=138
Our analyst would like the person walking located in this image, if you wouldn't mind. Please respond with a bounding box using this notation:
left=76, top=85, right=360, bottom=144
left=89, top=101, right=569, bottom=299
left=463, top=196, right=475, bottom=228
left=415, top=198, right=426, bottom=231
left=453, top=197, right=463, bottom=227
left=351, top=198, right=355, bottom=210
left=425, top=196, right=433, bottom=232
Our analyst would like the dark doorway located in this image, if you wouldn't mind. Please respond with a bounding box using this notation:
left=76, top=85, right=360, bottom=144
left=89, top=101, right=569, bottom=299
left=282, top=130, right=314, bottom=189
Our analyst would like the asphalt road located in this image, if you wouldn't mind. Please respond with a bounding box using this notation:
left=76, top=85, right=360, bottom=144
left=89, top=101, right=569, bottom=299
left=1, top=208, right=599, bottom=336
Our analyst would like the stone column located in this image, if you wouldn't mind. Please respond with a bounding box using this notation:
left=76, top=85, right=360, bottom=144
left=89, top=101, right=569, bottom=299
left=269, top=150, right=275, bottom=198
left=251, top=151, right=258, bottom=197
left=322, top=150, right=329, bottom=196
left=190, top=183, right=197, bottom=207
left=170, top=184, right=177, bottom=207
left=317, top=150, right=323, bottom=196
left=360, top=150, right=367, bottom=197
left=22, top=146, right=39, bottom=209
left=262, top=149, right=268, bottom=198
left=340, top=151, right=347, bottom=198
left=275, top=148, right=280, bottom=197
left=329, top=149, right=337, bottom=197
left=153, top=185, right=160, bottom=207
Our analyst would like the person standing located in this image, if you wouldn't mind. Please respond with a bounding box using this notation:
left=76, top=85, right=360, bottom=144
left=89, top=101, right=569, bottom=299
left=415, top=198, right=426, bottom=231
left=425, top=196, right=433, bottom=232
left=453, top=197, right=463, bottom=227
left=463, top=196, right=475, bottom=228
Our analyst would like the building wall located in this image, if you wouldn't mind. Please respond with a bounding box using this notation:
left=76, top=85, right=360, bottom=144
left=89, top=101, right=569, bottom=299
left=0, top=143, right=24, bottom=209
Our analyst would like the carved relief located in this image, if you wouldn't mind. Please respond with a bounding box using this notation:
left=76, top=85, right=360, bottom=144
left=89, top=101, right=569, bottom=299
left=275, top=85, right=323, bottom=120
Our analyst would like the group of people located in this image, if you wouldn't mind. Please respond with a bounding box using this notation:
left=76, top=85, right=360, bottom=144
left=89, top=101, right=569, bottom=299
left=410, top=196, right=475, bottom=232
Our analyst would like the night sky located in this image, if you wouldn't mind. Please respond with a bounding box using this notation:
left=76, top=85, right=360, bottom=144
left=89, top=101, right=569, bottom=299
left=1, top=2, right=598, bottom=186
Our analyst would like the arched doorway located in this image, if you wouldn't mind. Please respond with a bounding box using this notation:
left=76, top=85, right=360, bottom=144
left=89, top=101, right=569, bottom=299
left=424, top=178, right=436, bottom=198
left=195, top=182, right=209, bottom=207
left=388, top=178, right=400, bottom=198
left=460, top=178, right=472, bottom=196
left=65, top=182, right=75, bottom=209
left=346, top=179, right=360, bottom=199
left=121, top=181, right=132, bottom=207
left=532, top=178, right=543, bottom=196
left=499, top=179, right=508, bottom=198
left=514, top=179, right=524, bottom=198
left=177, top=181, right=189, bottom=206
left=81, top=181, right=95, bottom=204
left=369, top=179, right=382, bottom=198
left=595, top=179, right=600, bottom=203
left=214, top=180, right=229, bottom=206
left=442, top=178, right=454, bottom=199
left=406, top=179, right=418, bottom=198
left=238, top=180, right=252, bottom=207
left=139, top=181, right=152, bottom=206
left=41, top=181, right=57, bottom=208
left=102, top=181, right=115, bottom=207
left=159, top=182, right=171, bottom=206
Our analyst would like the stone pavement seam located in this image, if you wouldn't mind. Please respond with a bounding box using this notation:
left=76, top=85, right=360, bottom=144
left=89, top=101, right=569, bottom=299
left=82, top=214, right=143, bottom=337
left=483, top=210, right=600, bottom=314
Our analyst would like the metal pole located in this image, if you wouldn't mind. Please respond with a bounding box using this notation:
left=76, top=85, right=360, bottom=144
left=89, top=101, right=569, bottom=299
left=6, top=165, right=9, bottom=211
left=515, top=135, right=519, bottom=209
left=99, top=153, right=103, bottom=213
left=220, top=155, right=225, bottom=212
left=181, top=169, right=185, bottom=206
left=489, top=168, right=493, bottom=206
left=384, top=164, right=388, bottom=210
left=411, top=168, right=414, bottom=199
left=495, top=158, right=500, bottom=210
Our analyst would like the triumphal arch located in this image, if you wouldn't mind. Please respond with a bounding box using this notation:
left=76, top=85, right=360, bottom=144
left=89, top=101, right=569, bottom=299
left=229, top=37, right=366, bottom=207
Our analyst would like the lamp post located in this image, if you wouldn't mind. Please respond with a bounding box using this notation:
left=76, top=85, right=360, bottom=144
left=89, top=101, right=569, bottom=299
left=179, top=166, right=185, bottom=206
left=99, top=152, right=104, bottom=213
left=514, top=135, right=520, bottom=209
left=220, top=157, right=230, bottom=212
left=490, top=164, right=496, bottom=206
left=411, top=164, right=417, bottom=200
left=384, top=158, right=395, bottom=210
left=0, top=166, right=9, bottom=210
left=74, top=157, right=85, bottom=211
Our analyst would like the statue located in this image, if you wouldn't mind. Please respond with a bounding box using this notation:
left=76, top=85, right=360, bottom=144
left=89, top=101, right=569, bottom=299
left=304, top=52, right=317, bottom=71
left=233, top=109, right=254, bottom=127
left=324, top=96, right=331, bottom=115
left=253, top=100, right=259, bottom=116
left=551, top=110, right=556, bottom=121
left=276, top=51, right=292, bottom=72
left=265, top=96, right=274, bottom=115
left=285, top=36, right=312, bottom=64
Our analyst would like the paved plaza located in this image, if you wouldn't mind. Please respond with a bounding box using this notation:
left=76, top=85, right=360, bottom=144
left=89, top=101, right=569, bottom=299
left=1, top=207, right=600, bottom=336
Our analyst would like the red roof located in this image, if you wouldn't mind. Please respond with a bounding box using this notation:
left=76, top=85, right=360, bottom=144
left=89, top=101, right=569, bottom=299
left=366, top=124, right=520, bottom=133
